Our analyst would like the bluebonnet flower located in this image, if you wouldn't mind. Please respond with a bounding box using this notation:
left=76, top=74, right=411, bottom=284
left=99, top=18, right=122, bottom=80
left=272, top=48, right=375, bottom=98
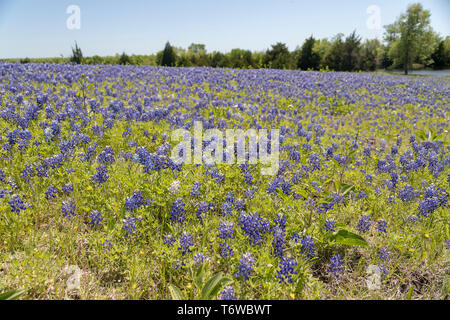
left=0, top=169, right=5, bottom=182
left=122, top=215, right=142, bottom=237
left=324, top=219, right=337, bottom=232
left=194, top=253, right=207, bottom=266
left=221, top=202, right=234, bottom=216
left=273, top=213, right=287, bottom=231
left=62, top=200, right=76, bottom=219
left=91, top=165, right=109, bottom=184
left=328, top=254, right=344, bottom=278
left=445, top=239, right=450, bottom=250
left=225, top=192, right=235, bottom=204
left=219, top=242, right=234, bottom=258
left=172, top=259, right=186, bottom=270
left=417, top=185, right=448, bottom=217
left=220, top=286, right=237, bottom=300
left=163, top=234, right=176, bottom=246
left=190, top=182, right=201, bottom=197
left=235, top=253, right=255, bottom=281
left=398, top=185, right=419, bottom=202
left=239, top=212, right=270, bottom=245
left=97, top=146, right=115, bottom=164
left=45, top=186, right=58, bottom=199
left=272, top=227, right=286, bottom=258
left=244, top=187, right=257, bottom=199
left=281, top=180, right=292, bottom=195
left=267, top=176, right=282, bottom=194
left=234, top=199, right=245, bottom=211
left=21, top=165, right=35, bottom=180
left=88, top=210, right=103, bottom=228
left=301, top=235, right=315, bottom=259
left=408, top=215, right=419, bottom=222
left=124, top=191, right=144, bottom=212
left=9, top=195, right=28, bottom=214
left=378, top=247, right=390, bottom=261
left=376, top=219, right=388, bottom=234
left=101, top=239, right=112, bottom=248
left=217, top=220, right=235, bottom=240
left=62, top=184, right=73, bottom=194
left=0, top=189, right=9, bottom=199
left=244, top=172, right=253, bottom=185
left=197, top=201, right=211, bottom=221
left=169, top=198, right=186, bottom=224
left=275, top=256, right=297, bottom=284
left=178, top=231, right=194, bottom=255
left=357, top=215, right=372, bottom=233
left=357, top=190, right=367, bottom=200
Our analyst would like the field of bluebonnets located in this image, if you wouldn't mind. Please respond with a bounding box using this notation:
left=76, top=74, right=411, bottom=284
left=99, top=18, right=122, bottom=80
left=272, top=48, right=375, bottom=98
left=0, top=62, right=448, bottom=300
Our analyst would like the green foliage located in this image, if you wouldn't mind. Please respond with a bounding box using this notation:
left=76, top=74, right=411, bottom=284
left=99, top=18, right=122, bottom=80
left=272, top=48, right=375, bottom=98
left=384, top=3, right=439, bottom=74
left=168, top=266, right=232, bottom=300
left=70, top=41, right=83, bottom=64
left=0, top=288, right=25, bottom=300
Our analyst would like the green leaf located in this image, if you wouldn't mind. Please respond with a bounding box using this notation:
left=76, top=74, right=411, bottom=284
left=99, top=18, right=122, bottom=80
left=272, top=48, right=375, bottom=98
left=331, top=229, right=368, bottom=247
left=194, top=264, right=205, bottom=290
left=0, top=288, right=25, bottom=300
left=200, top=273, right=232, bottom=300
left=168, top=284, right=184, bottom=300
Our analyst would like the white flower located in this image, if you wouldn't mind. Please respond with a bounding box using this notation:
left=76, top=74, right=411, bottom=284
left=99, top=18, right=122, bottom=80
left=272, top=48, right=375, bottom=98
left=168, top=180, right=180, bottom=195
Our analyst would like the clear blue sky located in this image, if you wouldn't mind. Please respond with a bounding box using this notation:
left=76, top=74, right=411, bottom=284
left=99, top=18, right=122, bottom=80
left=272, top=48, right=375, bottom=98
left=0, top=0, right=449, bottom=58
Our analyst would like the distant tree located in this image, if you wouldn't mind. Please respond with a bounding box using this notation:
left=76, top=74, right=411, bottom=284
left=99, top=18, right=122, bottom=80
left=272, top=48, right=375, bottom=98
left=342, top=31, right=362, bottom=71
left=360, top=39, right=383, bottom=71
left=431, top=40, right=446, bottom=69
left=312, top=39, right=331, bottom=69
left=229, top=49, right=254, bottom=68
left=210, top=51, right=226, bottom=68
left=384, top=3, right=438, bottom=74
left=118, top=52, right=132, bottom=65
left=158, top=42, right=176, bottom=67
left=70, top=41, right=83, bottom=64
left=324, top=33, right=345, bottom=71
left=263, top=42, right=291, bottom=69
left=298, top=36, right=320, bottom=70
left=20, top=57, right=31, bottom=64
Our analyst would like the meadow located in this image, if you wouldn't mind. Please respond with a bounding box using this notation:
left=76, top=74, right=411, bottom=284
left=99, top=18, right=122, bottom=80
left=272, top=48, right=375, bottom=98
left=0, top=62, right=448, bottom=300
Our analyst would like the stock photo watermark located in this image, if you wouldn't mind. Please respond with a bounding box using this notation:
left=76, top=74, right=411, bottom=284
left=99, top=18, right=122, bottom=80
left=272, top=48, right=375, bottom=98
left=66, top=5, right=81, bottom=30
left=366, top=5, right=381, bottom=30
left=171, top=121, right=280, bottom=175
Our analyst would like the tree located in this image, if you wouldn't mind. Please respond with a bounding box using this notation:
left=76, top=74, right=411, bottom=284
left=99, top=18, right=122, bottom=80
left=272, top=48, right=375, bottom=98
left=324, top=33, right=345, bottom=71
left=158, top=42, right=176, bottom=67
left=342, top=31, right=361, bottom=71
left=70, top=41, right=83, bottom=64
left=118, top=52, right=132, bottom=65
left=360, top=39, right=383, bottom=71
left=431, top=40, right=446, bottom=69
left=263, top=42, right=291, bottom=69
left=384, top=3, right=437, bottom=74
left=298, top=36, right=320, bottom=70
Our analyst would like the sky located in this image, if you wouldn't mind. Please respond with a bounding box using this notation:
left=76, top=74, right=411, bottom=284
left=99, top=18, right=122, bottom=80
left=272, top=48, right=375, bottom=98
left=0, top=0, right=449, bottom=59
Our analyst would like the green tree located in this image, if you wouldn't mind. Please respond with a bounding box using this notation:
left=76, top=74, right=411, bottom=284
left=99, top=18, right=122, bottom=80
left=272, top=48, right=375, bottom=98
left=70, top=41, right=83, bottom=64
left=263, top=42, right=291, bottom=69
left=431, top=40, right=446, bottom=69
left=360, top=39, right=383, bottom=71
left=158, top=42, right=176, bottom=67
left=342, top=31, right=361, bottom=71
left=118, top=52, right=132, bottom=65
left=298, top=36, right=320, bottom=70
left=384, top=3, right=438, bottom=74
left=324, top=33, right=345, bottom=71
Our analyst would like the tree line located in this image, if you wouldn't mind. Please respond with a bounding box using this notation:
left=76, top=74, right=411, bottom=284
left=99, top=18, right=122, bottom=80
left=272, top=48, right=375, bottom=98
left=11, top=3, right=450, bottom=74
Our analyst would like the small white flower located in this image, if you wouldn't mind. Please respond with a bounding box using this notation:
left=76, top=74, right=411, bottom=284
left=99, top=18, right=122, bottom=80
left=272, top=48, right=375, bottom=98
left=168, top=180, right=180, bottom=195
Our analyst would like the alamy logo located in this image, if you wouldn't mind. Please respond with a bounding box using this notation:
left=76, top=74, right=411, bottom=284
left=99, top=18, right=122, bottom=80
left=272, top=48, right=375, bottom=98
left=171, top=121, right=280, bottom=175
